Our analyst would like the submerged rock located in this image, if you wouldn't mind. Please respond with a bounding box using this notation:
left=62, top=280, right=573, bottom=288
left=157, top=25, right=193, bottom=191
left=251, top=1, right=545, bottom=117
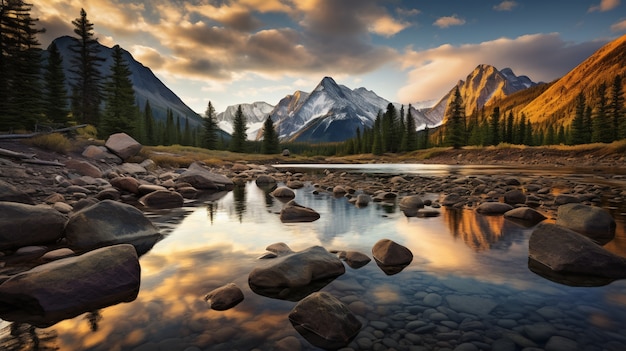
left=204, top=283, right=244, bottom=311
left=289, top=291, right=361, bottom=350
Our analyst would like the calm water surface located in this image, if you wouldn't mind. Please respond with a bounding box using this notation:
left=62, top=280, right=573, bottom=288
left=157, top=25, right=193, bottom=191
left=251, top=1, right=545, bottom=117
left=2, top=164, right=626, bottom=350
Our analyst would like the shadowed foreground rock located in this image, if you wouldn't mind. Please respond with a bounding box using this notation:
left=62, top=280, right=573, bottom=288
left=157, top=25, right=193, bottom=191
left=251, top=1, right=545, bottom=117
left=529, top=223, right=626, bottom=279
left=0, top=244, right=140, bottom=327
left=249, top=246, right=345, bottom=300
left=64, top=199, right=162, bottom=253
left=289, top=291, right=362, bottom=350
left=0, top=201, right=66, bottom=250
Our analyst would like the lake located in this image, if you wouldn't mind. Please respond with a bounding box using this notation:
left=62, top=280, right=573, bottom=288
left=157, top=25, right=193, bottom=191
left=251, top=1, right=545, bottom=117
left=1, top=163, right=625, bottom=350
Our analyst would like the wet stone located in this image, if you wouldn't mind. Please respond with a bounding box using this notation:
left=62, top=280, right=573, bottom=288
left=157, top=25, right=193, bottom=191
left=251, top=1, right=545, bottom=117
left=423, top=293, right=443, bottom=307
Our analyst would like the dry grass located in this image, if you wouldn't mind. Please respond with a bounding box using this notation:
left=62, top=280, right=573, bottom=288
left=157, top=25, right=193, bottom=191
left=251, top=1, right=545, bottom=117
left=24, top=133, right=71, bottom=154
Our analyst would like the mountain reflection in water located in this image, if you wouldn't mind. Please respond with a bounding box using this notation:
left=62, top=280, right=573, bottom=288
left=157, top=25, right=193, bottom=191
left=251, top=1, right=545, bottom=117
left=1, top=164, right=625, bottom=350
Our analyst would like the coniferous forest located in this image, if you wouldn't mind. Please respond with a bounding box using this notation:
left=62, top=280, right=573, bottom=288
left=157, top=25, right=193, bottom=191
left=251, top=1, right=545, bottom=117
left=1, top=1, right=625, bottom=157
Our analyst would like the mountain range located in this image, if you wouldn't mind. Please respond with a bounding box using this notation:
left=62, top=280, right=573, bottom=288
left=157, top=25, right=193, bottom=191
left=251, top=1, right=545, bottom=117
left=50, top=36, right=203, bottom=129
left=49, top=33, right=626, bottom=143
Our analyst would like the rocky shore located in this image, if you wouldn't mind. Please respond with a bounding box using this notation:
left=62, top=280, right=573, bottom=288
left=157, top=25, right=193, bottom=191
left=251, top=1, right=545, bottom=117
left=0, top=134, right=625, bottom=349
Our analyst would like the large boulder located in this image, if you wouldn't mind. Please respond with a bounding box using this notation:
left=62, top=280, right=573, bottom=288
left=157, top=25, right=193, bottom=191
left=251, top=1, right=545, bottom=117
left=289, top=292, right=362, bottom=350
left=105, top=133, right=142, bottom=160
left=528, top=223, right=626, bottom=279
left=248, top=246, right=345, bottom=300
left=0, top=202, right=66, bottom=250
left=0, top=244, right=140, bottom=327
left=64, top=199, right=161, bottom=253
left=280, top=200, right=320, bottom=223
left=204, top=283, right=244, bottom=311
left=555, top=203, right=616, bottom=244
left=0, top=179, right=33, bottom=204
left=177, top=162, right=234, bottom=191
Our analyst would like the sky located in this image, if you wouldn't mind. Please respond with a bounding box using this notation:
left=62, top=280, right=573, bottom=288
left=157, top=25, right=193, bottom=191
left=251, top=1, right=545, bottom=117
left=34, top=0, right=626, bottom=114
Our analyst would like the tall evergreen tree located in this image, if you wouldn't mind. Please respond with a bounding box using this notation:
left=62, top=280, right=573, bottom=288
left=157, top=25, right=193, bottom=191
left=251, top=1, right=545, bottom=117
left=230, top=105, right=248, bottom=153
left=505, top=111, right=514, bottom=143
left=141, top=100, right=155, bottom=145
left=261, top=116, right=280, bottom=154
left=202, top=101, right=219, bottom=149
left=524, top=119, right=533, bottom=146
left=609, top=75, right=625, bottom=140
left=43, top=42, right=69, bottom=125
left=163, top=108, right=174, bottom=145
left=517, top=113, right=527, bottom=145
left=591, top=82, right=611, bottom=143
left=445, top=86, right=465, bottom=149
left=101, top=45, right=137, bottom=138
left=382, top=103, right=399, bottom=152
left=0, top=0, right=44, bottom=130
left=571, top=93, right=587, bottom=145
left=405, top=105, right=417, bottom=151
left=489, top=107, right=501, bottom=145
left=70, top=8, right=104, bottom=127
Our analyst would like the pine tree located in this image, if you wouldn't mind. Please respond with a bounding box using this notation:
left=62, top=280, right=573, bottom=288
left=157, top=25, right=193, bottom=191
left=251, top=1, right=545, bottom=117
left=524, top=119, right=533, bottom=146
left=571, top=93, right=586, bottom=145
left=382, top=103, right=399, bottom=152
left=445, top=86, right=465, bottom=149
left=202, top=101, right=219, bottom=149
left=355, top=127, right=362, bottom=154
left=70, top=8, right=104, bottom=127
left=43, top=42, right=69, bottom=125
left=591, top=82, right=611, bottom=143
left=142, top=100, right=155, bottom=145
left=183, top=118, right=191, bottom=145
left=0, top=0, right=45, bottom=130
left=230, top=105, right=247, bottom=153
left=101, top=45, right=137, bottom=138
left=517, top=113, right=527, bottom=145
left=489, top=107, right=501, bottom=145
left=405, top=105, right=417, bottom=151
left=583, top=105, right=593, bottom=144
left=261, top=116, right=280, bottom=154
left=163, top=108, right=174, bottom=145
left=505, top=111, right=514, bottom=143
left=609, top=75, right=625, bottom=140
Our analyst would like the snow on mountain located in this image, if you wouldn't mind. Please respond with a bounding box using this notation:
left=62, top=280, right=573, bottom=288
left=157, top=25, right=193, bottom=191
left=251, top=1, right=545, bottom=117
left=216, top=102, right=274, bottom=140
left=269, top=77, right=438, bottom=142
left=50, top=36, right=203, bottom=129
left=426, top=64, right=538, bottom=124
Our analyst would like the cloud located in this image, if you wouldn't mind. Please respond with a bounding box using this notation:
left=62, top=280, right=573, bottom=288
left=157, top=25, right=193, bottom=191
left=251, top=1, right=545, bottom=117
left=433, top=15, right=466, bottom=28
left=493, top=1, right=518, bottom=11
left=588, top=0, right=620, bottom=12
left=611, top=19, right=626, bottom=31
left=397, top=33, right=607, bottom=103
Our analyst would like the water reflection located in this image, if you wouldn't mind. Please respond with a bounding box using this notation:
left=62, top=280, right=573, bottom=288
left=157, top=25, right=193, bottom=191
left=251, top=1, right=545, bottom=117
left=1, top=167, right=626, bottom=350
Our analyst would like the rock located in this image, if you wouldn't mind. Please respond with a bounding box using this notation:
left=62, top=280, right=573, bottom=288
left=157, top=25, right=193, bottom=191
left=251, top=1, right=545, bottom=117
left=280, top=200, right=320, bottom=223
left=105, top=133, right=142, bottom=160
left=248, top=246, right=345, bottom=300
left=372, top=239, right=413, bottom=267
left=288, top=291, right=361, bottom=350
left=52, top=202, right=73, bottom=214
left=399, top=195, right=424, bottom=217
left=138, top=184, right=168, bottom=195
left=0, top=202, right=66, bottom=250
left=140, top=159, right=157, bottom=172
left=271, top=186, right=295, bottom=199
left=110, top=176, right=140, bottom=194
left=177, top=186, right=198, bottom=199
left=554, top=194, right=580, bottom=205
left=445, top=295, right=498, bottom=316
left=0, top=179, right=34, bottom=204
left=139, top=190, right=184, bottom=209
left=116, top=163, right=148, bottom=176
left=40, top=248, right=76, bottom=262
left=286, top=180, right=304, bottom=189
left=333, top=185, right=347, bottom=195
left=503, top=189, right=526, bottom=205
left=442, top=193, right=464, bottom=207
left=503, top=207, right=547, bottom=225
left=266, top=242, right=294, bottom=255
left=555, top=203, right=616, bottom=243
left=96, top=188, right=120, bottom=201
left=255, top=174, right=277, bottom=186
left=204, top=283, right=244, bottom=311
left=0, top=244, right=140, bottom=327
left=528, top=223, right=626, bottom=278
left=177, top=162, right=234, bottom=191
left=545, top=335, right=578, bottom=351
left=282, top=149, right=290, bottom=156
left=476, top=202, right=514, bottom=215
left=64, top=159, right=102, bottom=178
left=64, top=199, right=161, bottom=253
left=354, top=194, right=371, bottom=207
left=82, top=145, right=122, bottom=163
left=343, top=251, right=371, bottom=269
